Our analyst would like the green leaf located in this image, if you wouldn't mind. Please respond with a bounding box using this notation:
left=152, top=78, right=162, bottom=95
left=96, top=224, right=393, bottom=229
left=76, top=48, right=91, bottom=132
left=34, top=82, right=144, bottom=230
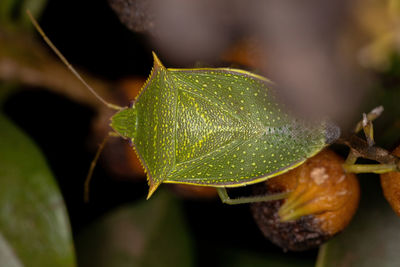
left=0, top=113, right=76, bottom=267
left=316, top=178, right=400, bottom=267
left=76, top=190, right=194, bottom=267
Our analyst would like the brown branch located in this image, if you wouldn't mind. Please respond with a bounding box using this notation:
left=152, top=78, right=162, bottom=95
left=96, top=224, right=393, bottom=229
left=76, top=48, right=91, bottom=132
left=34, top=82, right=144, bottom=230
left=337, top=135, right=400, bottom=171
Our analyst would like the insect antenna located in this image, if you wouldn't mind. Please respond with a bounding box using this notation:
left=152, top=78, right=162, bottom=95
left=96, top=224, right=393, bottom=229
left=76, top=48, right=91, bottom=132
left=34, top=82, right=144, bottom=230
left=84, top=132, right=120, bottom=202
left=26, top=10, right=122, bottom=111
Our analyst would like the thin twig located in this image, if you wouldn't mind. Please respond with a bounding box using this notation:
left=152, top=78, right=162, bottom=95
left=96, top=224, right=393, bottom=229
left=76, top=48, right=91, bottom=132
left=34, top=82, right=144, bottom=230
left=337, top=135, right=400, bottom=171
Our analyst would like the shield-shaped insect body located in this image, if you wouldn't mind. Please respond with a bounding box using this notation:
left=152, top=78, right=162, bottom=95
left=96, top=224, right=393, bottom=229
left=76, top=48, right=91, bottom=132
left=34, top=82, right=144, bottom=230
left=111, top=52, right=337, bottom=199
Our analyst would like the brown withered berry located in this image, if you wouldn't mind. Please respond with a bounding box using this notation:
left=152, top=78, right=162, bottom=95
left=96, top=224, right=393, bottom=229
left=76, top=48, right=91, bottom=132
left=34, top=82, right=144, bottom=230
left=380, top=145, right=400, bottom=216
left=251, top=149, right=360, bottom=251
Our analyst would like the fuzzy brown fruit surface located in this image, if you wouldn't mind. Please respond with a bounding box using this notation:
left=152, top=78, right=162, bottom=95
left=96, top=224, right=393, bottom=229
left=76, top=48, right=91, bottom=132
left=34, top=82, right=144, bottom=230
left=380, top=145, right=400, bottom=216
left=251, top=149, right=360, bottom=251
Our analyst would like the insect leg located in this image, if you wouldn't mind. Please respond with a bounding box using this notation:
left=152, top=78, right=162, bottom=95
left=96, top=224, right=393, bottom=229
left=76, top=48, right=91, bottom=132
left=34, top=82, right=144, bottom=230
left=342, top=105, right=400, bottom=173
left=345, top=148, right=359, bottom=165
left=216, top=187, right=290, bottom=205
left=343, top=163, right=397, bottom=174
left=84, top=131, right=120, bottom=203
left=343, top=144, right=399, bottom=173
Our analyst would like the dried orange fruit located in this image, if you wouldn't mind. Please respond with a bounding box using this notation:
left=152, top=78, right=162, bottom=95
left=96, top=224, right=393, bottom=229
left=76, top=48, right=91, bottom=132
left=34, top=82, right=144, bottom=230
left=251, top=149, right=360, bottom=251
left=380, top=145, right=400, bottom=216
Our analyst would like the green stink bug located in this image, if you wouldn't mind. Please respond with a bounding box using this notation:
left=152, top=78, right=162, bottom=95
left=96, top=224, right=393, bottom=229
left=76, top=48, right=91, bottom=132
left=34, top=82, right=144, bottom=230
left=111, top=53, right=337, bottom=201
left=28, top=11, right=339, bottom=204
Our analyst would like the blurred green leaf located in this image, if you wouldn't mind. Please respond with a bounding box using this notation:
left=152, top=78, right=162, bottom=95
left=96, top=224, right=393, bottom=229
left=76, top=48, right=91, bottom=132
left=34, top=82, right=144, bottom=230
left=19, top=0, right=48, bottom=27
left=76, top=191, right=194, bottom=267
left=0, top=83, right=18, bottom=106
left=0, top=0, right=47, bottom=29
left=0, top=0, right=15, bottom=24
left=0, top=113, right=76, bottom=267
left=316, top=177, right=400, bottom=267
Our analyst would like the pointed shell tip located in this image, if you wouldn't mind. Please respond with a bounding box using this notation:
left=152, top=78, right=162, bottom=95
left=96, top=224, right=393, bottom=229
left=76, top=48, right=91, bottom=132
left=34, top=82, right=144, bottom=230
left=152, top=51, right=165, bottom=69
left=146, top=181, right=161, bottom=199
